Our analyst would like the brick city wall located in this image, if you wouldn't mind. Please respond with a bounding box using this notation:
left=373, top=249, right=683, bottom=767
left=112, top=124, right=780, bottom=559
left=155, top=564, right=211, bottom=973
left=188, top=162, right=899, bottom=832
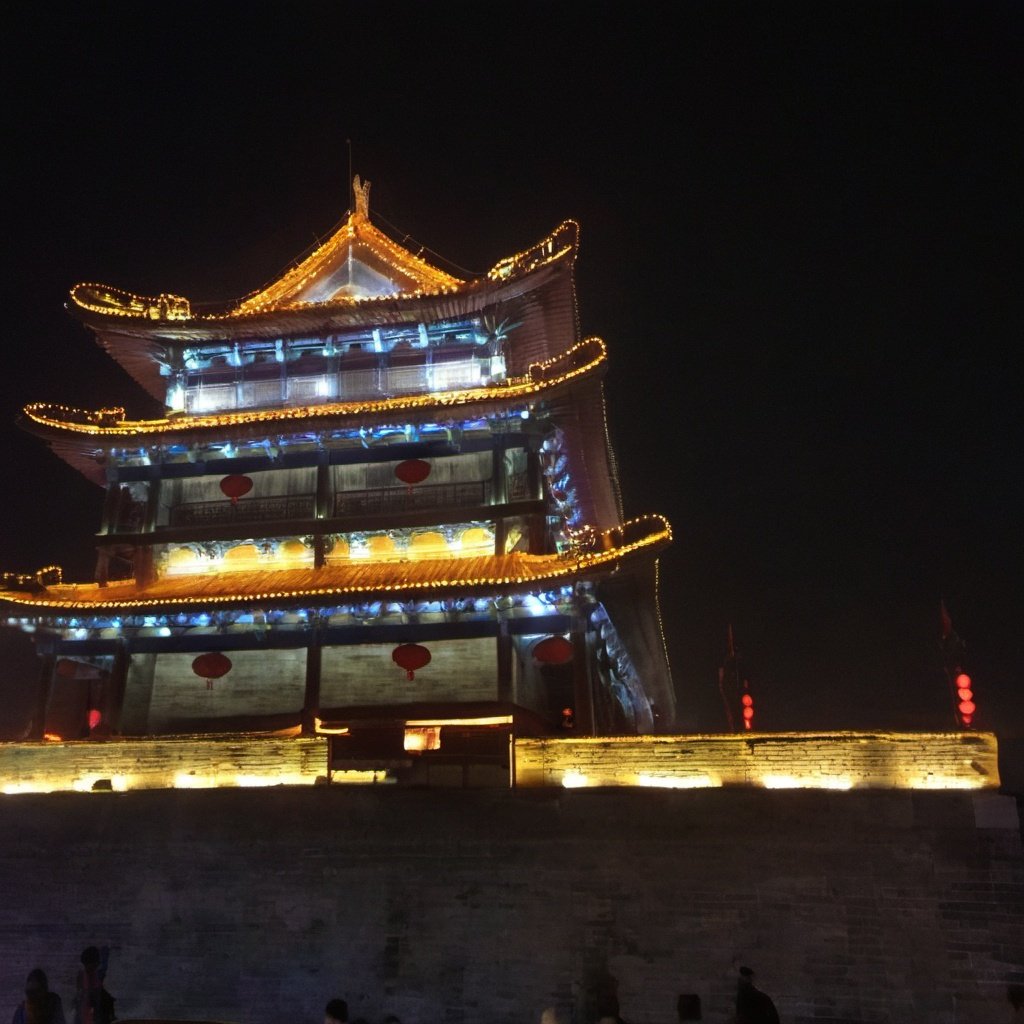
left=0, top=732, right=1000, bottom=795
left=514, top=732, right=1001, bottom=790
left=0, top=786, right=1019, bottom=1024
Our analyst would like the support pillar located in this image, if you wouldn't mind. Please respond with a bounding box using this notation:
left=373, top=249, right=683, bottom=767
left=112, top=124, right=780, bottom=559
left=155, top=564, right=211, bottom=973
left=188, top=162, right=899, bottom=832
left=95, top=548, right=110, bottom=588
left=497, top=617, right=513, bottom=704
left=31, top=652, right=55, bottom=741
left=571, top=608, right=595, bottom=736
left=491, top=436, right=509, bottom=505
left=526, top=442, right=542, bottom=500
left=314, top=449, right=330, bottom=569
left=99, top=474, right=121, bottom=535
left=302, top=627, right=322, bottom=735
left=106, top=641, right=129, bottom=735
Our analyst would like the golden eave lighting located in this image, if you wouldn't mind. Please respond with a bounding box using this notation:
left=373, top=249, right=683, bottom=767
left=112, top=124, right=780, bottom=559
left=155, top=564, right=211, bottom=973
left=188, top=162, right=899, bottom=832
left=67, top=209, right=578, bottom=323
left=23, top=338, right=606, bottom=440
left=0, top=515, right=671, bottom=613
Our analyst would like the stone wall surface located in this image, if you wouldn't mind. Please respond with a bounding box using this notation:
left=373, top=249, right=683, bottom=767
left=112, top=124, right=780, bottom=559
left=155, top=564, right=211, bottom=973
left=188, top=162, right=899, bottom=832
left=514, top=732, right=1001, bottom=790
left=0, top=788, right=1020, bottom=1024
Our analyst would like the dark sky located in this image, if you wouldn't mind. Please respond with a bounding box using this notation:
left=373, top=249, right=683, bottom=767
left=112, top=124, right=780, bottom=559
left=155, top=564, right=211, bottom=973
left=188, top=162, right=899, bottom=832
left=3, top=2, right=1021, bottom=738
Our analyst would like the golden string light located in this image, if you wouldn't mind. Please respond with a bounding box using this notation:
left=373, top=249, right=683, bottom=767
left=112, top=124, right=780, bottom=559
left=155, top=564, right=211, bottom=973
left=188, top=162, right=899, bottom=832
left=488, top=221, right=579, bottom=282
left=69, top=218, right=578, bottom=324
left=234, top=208, right=463, bottom=315
left=23, top=338, right=607, bottom=439
left=0, top=516, right=671, bottom=612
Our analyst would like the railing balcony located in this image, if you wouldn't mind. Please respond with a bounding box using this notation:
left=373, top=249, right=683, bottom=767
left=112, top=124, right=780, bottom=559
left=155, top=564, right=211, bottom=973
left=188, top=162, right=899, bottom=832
left=334, top=481, right=490, bottom=517
left=156, top=473, right=531, bottom=531
left=167, top=495, right=316, bottom=528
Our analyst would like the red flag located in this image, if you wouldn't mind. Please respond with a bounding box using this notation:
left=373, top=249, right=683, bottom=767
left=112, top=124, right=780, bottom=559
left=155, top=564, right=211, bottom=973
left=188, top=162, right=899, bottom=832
left=940, top=600, right=953, bottom=641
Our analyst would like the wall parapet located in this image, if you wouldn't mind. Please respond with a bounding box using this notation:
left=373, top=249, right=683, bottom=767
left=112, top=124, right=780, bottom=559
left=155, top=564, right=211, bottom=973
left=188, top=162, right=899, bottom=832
left=0, top=730, right=1000, bottom=794
left=514, top=731, right=1001, bottom=791
left=0, top=735, right=331, bottom=794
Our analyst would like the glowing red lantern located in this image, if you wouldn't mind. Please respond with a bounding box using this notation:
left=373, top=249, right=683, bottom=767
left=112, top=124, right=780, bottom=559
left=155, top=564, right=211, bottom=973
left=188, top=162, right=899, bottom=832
left=394, top=459, right=431, bottom=494
left=87, top=709, right=102, bottom=731
left=392, top=643, right=431, bottom=680
left=532, top=635, right=574, bottom=665
left=192, top=651, right=232, bottom=689
left=220, top=475, right=253, bottom=505
left=955, top=673, right=976, bottom=726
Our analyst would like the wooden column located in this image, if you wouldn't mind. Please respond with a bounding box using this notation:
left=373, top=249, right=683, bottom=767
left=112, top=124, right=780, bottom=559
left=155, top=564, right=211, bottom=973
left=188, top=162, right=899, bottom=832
left=143, top=476, right=161, bottom=533
left=528, top=513, right=547, bottom=554
left=106, top=641, right=129, bottom=735
left=99, top=474, right=121, bottom=535
left=526, top=442, right=542, bottom=500
left=134, top=546, right=155, bottom=587
left=571, top=607, right=595, bottom=736
left=314, top=450, right=330, bottom=568
left=496, top=617, right=513, bottom=703
left=94, top=548, right=110, bottom=588
left=491, top=436, right=509, bottom=505
left=493, top=517, right=507, bottom=557
left=302, top=625, right=322, bottom=735
left=31, top=653, right=55, bottom=741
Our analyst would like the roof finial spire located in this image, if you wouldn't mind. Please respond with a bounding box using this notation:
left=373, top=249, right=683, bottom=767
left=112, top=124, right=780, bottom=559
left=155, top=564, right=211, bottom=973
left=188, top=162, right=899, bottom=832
left=353, top=174, right=370, bottom=218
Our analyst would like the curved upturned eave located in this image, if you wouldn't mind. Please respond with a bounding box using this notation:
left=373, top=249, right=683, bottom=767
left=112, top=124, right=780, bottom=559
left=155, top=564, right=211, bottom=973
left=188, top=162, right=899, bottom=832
left=69, top=222, right=579, bottom=342
left=76, top=251, right=578, bottom=404
left=21, top=338, right=608, bottom=486
left=0, top=514, right=671, bottom=615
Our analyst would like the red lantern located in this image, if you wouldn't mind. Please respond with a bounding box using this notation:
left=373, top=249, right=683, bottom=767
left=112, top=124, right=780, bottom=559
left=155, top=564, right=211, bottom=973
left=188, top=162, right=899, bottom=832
left=395, top=459, right=431, bottom=495
left=87, top=709, right=102, bottom=731
left=742, top=689, right=755, bottom=730
left=192, top=651, right=232, bottom=689
left=220, top=475, right=253, bottom=505
left=532, top=635, right=574, bottom=665
left=392, top=643, right=431, bottom=680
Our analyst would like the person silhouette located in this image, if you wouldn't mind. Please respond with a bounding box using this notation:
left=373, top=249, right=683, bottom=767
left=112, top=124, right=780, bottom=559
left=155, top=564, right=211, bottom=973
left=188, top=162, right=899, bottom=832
left=735, top=966, right=779, bottom=1024
left=13, top=969, right=65, bottom=1024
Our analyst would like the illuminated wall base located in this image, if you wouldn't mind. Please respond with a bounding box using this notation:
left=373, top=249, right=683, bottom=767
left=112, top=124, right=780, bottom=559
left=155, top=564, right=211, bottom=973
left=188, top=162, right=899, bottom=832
left=0, top=736, right=336, bottom=794
left=513, top=731, right=1001, bottom=791
left=0, top=731, right=1001, bottom=795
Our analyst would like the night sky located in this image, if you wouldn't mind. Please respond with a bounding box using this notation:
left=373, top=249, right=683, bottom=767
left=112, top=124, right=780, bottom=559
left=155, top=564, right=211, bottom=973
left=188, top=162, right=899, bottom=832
left=3, top=3, right=1021, bottom=739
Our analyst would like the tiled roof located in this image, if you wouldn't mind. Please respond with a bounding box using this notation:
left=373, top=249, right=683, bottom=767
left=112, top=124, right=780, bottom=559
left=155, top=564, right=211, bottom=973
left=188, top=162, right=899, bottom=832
left=0, top=516, right=671, bottom=613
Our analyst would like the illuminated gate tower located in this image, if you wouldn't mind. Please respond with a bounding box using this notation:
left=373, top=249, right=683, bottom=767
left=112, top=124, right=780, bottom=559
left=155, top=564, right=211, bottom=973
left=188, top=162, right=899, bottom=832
left=2, top=178, right=673, bottom=769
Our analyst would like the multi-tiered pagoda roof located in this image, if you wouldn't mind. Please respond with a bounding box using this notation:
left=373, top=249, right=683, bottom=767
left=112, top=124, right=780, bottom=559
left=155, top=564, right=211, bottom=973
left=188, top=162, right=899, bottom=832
left=3, top=176, right=674, bottom=748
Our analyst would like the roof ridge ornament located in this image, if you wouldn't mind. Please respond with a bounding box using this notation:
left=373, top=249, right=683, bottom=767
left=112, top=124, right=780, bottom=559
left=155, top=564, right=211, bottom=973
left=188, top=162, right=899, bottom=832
left=353, top=175, right=370, bottom=218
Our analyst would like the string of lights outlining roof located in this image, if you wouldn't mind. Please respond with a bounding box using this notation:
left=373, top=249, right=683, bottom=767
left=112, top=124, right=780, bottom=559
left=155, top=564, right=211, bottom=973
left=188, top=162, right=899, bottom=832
left=0, top=516, right=671, bottom=612
left=67, top=203, right=580, bottom=323
left=23, top=338, right=606, bottom=439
